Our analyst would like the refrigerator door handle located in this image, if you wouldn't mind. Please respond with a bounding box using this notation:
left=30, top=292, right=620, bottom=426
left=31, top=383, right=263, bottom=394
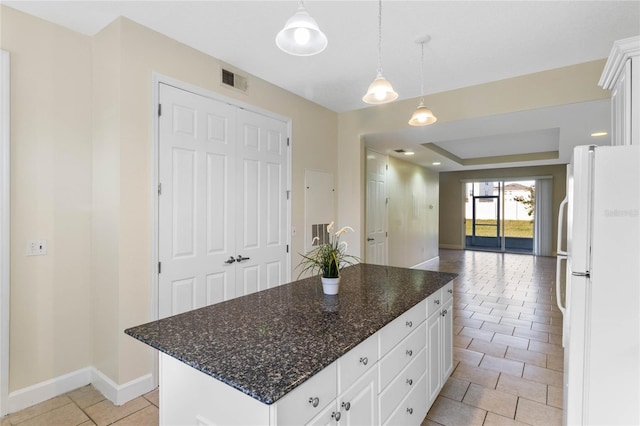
left=555, top=254, right=567, bottom=316
left=556, top=196, right=568, bottom=256
left=571, top=271, right=590, bottom=277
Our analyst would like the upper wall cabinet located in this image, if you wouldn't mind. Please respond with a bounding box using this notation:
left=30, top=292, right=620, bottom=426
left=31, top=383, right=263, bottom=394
left=599, top=36, right=640, bottom=146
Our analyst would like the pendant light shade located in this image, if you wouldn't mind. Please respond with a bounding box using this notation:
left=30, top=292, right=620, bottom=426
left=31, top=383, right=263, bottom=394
left=363, top=72, right=399, bottom=104
left=408, top=101, right=437, bottom=126
left=363, top=0, right=398, bottom=105
left=276, top=2, right=327, bottom=56
left=409, top=36, right=437, bottom=126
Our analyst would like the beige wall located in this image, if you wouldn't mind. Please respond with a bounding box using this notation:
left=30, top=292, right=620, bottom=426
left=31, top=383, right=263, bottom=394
left=386, top=156, right=439, bottom=268
left=337, top=60, right=610, bottom=259
left=2, top=8, right=338, bottom=394
left=1, top=6, right=93, bottom=391
left=439, top=165, right=567, bottom=254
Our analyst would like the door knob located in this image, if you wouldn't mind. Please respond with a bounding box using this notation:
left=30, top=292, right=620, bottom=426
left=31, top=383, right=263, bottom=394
left=367, top=237, right=374, bottom=241
left=236, top=255, right=250, bottom=262
left=224, top=257, right=236, bottom=264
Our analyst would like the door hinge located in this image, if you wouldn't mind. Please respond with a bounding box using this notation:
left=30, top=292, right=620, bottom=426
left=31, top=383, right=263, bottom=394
left=286, top=190, right=290, bottom=200
left=158, top=104, right=162, bottom=116
left=287, top=137, right=290, bottom=147
left=158, top=262, right=162, bottom=274
left=286, top=244, right=289, bottom=253
left=386, top=232, right=388, bottom=237
left=385, top=164, right=388, bottom=170
left=158, top=183, right=162, bottom=195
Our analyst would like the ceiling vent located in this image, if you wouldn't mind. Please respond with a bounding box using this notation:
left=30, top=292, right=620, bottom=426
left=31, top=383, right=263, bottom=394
left=221, top=68, right=248, bottom=92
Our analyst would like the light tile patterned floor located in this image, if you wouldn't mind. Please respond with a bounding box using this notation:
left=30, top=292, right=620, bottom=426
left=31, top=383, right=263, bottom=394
left=420, top=249, right=563, bottom=426
left=2, top=249, right=562, bottom=426
left=1, top=386, right=158, bottom=426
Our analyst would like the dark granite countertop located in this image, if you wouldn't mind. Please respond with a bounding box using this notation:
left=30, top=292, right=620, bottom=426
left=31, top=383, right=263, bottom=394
left=125, top=263, right=456, bottom=405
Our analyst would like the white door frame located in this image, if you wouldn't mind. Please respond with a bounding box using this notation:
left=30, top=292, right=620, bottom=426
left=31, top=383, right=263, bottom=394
left=150, top=73, right=292, bottom=380
left=1, top=49, right=11, bottom=416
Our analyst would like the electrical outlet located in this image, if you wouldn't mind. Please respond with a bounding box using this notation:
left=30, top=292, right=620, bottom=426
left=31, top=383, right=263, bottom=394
left=26, top=240, right=47, bottom=256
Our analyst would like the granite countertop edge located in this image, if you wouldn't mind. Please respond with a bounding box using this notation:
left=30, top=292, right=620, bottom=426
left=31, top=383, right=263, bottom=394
left=125, top=263, right=457, bottom=405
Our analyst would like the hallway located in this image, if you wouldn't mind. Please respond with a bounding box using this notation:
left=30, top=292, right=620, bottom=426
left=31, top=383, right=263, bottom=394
left=421, top=249, right=563, bottom=425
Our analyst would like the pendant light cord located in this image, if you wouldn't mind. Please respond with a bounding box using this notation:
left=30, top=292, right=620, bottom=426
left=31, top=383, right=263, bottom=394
left=377, top=0, right=383, bottom=75
left=420, top=41, right=425, bottom=102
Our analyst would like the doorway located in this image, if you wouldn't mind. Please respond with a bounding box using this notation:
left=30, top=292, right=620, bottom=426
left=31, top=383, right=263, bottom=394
left=465, top=180, right=535, bottom=253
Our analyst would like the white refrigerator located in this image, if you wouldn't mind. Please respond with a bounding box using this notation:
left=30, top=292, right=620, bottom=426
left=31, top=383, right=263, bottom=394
left=556, top=144, right=639, bottom=425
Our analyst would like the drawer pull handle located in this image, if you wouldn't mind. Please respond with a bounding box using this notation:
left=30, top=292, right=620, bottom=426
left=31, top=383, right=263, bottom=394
left=359, top=357, right=368, bottom=366
left=331, top=411, right=341, bottom=421
left=448, top=288, right=453, bottom=294
left=407, top=408, right=414, bottom=415
left=308, top=397, right=319, bottom=408
left=406, top=320, right=413, bottom=327
left=406, top=378, right=413, bottom=386
left=434, top=299, right=440, bottom=305
left=341, top=401, right=351, bottom=411
left=441, top=309, right=448, bottom=317
left=406, top=349, right=413, bottom=357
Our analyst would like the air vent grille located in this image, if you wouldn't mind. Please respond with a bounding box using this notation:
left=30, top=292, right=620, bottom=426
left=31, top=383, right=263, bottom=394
left=221, top=68, right=248, bottom=92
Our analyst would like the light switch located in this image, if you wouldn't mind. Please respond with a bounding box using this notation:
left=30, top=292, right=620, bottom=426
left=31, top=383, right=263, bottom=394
left=26, top=240, right=47, bottom=256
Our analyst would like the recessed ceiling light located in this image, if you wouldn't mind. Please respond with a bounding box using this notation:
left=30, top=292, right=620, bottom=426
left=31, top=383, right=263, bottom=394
left=404, top=151, right=415, bottom=156
left=591, top=131, right=608, bottom=137
left=432, top=162, right=441, bottom=166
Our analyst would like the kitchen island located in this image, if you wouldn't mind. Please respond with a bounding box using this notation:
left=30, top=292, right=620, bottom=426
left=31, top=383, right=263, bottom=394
left=126, top=263, right=457, bottom=425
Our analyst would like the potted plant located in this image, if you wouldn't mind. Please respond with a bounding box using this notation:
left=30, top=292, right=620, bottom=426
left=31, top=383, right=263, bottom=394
left=297, top=222, right=360, bottom=295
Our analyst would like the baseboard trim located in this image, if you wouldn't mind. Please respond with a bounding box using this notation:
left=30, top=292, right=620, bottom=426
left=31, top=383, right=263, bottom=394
left=8, top=367, right=92, bottom=413
left=7, top=368, right=155, bottom=413
left=91, top=369, right=155, bottom=406
left=410, top=256, right=440, bottom=269
left=439, top=244, right=463, bottom=250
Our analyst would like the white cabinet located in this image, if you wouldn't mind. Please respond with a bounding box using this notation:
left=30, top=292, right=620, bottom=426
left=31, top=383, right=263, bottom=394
left=309, top=367, right=379, bottom=426
left=426, top=281, right=454, bottom=406
left=599, top=36, right=640, bottom=146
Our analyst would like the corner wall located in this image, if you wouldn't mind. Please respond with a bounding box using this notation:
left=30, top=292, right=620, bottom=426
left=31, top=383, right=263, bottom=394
left=1, top=5, right=93, bottom=397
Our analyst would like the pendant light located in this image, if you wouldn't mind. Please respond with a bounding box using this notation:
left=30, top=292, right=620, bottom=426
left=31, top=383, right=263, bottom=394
left=362, top=0, right=398, bottom=104
left=275, top=1, right=327, bottom=56
left=408, top=36, right=437, bottom=126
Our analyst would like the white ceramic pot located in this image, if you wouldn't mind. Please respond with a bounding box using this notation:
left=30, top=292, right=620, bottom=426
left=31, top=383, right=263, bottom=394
left=321, top=276, right=340, bottom=295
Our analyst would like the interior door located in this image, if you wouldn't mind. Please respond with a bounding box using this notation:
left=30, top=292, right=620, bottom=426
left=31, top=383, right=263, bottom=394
left=365, top=150, right=388, bottom=265
left=159, top=84, right=237, bottom=318
left=235, top=108, right=289, bottom=296
left=158, top=84, right=289, bottom=319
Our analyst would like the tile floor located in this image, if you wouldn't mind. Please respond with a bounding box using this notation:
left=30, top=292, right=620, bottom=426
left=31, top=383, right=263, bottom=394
left=420, top=249, right=563, bottom=426
left=2, top=249, right=562, bottom=426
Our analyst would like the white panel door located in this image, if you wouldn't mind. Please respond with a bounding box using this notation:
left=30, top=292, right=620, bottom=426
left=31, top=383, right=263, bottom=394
left=159, top=84, right=237, bottom=318
left=235, top=108, right=289, bottom=296
left=365, top=150, right=388, bottom=265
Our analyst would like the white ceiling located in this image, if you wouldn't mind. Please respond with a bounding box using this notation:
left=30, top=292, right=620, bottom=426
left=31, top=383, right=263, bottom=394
left=5, top=0, right=639, bottom=171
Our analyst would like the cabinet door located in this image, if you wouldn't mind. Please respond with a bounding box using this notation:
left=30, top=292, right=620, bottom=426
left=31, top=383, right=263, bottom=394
left=441, top=300, right=454, bottom=380
left=339, top=367, right=378, bottom=426
left=426, top=311, right=441, bottom=405
left=306, top=400, right=339, bottom=426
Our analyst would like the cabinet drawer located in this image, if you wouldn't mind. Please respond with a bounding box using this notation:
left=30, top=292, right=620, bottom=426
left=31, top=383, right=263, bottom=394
left=442, top=281, right=454, bottom=304
left=379, top=300, right=426, bottom=357
left=427, top=289, right=443, bottom=317
left=379, top=321, right=426, bottom=391
left=276, top=362, right=337, bottom=426
left=379, top=347, right=426, bottom=423
left=338, top=333, right=378, bottom=393
left=382, top=372, right=427, bottom=426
